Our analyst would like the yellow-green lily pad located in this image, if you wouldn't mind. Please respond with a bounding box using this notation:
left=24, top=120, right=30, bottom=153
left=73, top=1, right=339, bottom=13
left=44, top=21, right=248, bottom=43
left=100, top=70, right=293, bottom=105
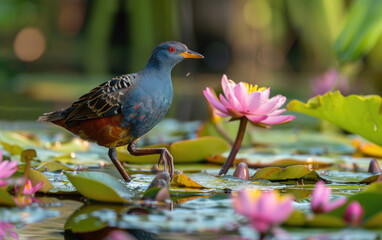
left=66, top=172, right=133, bottom=203
left=117, top=137, right=229, bottom=164
left=288, top=92, right=382, bottom=147
left=251, top=165, right=323, bottom=183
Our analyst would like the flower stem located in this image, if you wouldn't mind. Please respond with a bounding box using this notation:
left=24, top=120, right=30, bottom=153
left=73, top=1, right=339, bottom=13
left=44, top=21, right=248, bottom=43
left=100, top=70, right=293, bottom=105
left=219, top=117, right=248, bottom=175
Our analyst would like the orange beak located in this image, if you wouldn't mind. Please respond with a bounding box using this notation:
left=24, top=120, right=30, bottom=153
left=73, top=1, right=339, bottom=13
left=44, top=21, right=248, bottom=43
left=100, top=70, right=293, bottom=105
left=179, top=50, right=204, bottom=59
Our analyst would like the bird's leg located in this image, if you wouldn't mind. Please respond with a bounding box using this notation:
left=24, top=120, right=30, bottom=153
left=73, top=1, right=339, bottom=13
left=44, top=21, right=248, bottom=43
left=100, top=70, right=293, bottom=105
left=108, top=148, right=131, bottom=182
left=127, top=140, right=174, bottom=179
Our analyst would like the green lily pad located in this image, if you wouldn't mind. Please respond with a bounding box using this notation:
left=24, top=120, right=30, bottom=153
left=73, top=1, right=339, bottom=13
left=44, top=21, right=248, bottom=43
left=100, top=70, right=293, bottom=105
left=117, top=144, right=170, bottom=164
left=284, top=210, right=306, bottom=226
left=170, top=137, right=229, bottom=163
left=288, top=91, right=382, bottom=147
left=65, top=204, right=127, bottom=233
left=251, top=165, right=323, bottom=183
left=364, top=211, right=382, bottom=228
left=170, top=172, right=209, bottom=189
left=360, top=174, right=380, bottom=184
left=35, top=162, right=74, bottom=172
left=66, top=172, right=134, bottom=203
left=0, top=131, right=41, bottom=148
left=364, top=182, right=382, bottom=193
left=327, top=192, right=382, bottom=223
left=307, top=214, right=345, bottom=228
left=49, top=138, right=90, bottom=153
left=0, top=189, right=17, bottom=207
left=117, top=137, right=229, bottom=164
left=29, top=169, right=54, bottom=193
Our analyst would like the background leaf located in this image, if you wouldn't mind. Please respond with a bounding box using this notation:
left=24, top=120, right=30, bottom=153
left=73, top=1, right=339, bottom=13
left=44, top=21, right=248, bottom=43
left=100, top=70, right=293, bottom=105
left=0, top=189, right=16, bottom=207
left=288, top=92, right=382, bottom=146
left=334, top=0, right=382, bottom=62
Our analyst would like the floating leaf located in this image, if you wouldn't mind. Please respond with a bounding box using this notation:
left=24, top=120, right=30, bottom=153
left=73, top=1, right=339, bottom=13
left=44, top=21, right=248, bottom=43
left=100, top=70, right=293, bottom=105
left=0, top=141, right=23, bottom=156
left=251, top=165, right=323, bottom=183
left=353, top=138, right=382, bottom=158
left=364, top=182, right=382, bottom=193
left=49, top=138, right=90, bottom=153
left=29, top=169, right=54, bottom=193
left=170, top=172, right=209, bottom=189
left=118, top=137, right=229, bottom=164
left=0, top=131, right=41, bottom=148
left=327, top=191, right=382, bottom=226
left=334, top=0, right=382, bottom=62
left=284, top=210, right=305, bottom=226
left=0, top=189, right=16, bottom=207
left=307, top=214, right=345, bottom=228
left=170, top=137, right=229, bottom=163
left=66, top=172, right=133, bottom=203
left=288, top=92, right=382, bottom=147
left=35, top=162, right=74, bottom=172
left=359, top=174, right=379, bottom=184
left=65, top=204, right=126, bottom=233
left=117, top=144, right=170, bottom=164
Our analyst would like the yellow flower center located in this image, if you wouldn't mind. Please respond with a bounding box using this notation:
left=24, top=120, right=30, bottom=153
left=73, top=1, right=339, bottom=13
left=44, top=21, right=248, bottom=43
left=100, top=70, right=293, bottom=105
left=243, top=83, right=267, bottom=94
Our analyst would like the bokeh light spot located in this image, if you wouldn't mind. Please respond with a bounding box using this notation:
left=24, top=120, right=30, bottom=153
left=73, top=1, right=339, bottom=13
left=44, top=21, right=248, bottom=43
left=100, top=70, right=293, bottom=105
left=14, top=27, right=46, bottom=62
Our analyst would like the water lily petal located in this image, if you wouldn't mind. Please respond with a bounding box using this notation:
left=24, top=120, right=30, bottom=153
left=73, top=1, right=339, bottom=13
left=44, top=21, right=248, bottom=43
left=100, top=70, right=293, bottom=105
left=251, top=220, right=271, bottom=234
left=203, top=88, right=229, bottom=115
left=267, top=108, right=286, bottom=116
left=273, top=196, right=294, bottom=223
left=255, top=95, right=283, bottom=114
left=325, top=198, right=346, bottom=212
left=247, top=91, right=262, bottom=113
left=260, top=115, right=295, bottom=125
left=234, top=82, right=249, bottom=110
left=221, top=74, right=235, bottom=97
left=311, top=181, right=326, bottom=211
left=0, top=179, right=7, bottom=187
left=260, top=88, right=270, bottom=102
left=246, top=115, right=268, bottom=123
left=0, top=160, right=8, bottom=173
left=257, top=191, right=278, bottom=223
left=219, top=94, right=232, bottom=110
left=344, top=201, right=363, bottom=226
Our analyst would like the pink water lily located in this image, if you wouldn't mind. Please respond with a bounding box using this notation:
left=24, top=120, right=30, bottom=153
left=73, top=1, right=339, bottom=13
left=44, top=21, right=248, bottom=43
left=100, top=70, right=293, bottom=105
left=0, top=222, right=18, bottom=240
left=15, top=179, right=43, bottom=195
left=19, top=180, right=43, bottom=195
left=203, top=75, right=295, bottom=175
left=311, top=68, right=348, bottom=96
left=344, top=201, right=363, bottom=227
left=311, top=181, right=346, bottom=214
left=232, top=189, right=293, bottom=236
left=203, top=74, right=295, bottom=127
left=0, top=150, right=18, bottom=187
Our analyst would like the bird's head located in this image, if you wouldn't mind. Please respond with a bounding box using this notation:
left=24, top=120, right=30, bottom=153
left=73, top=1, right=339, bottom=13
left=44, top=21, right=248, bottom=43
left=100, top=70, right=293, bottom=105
left=147, top=41, right=204, bottom=70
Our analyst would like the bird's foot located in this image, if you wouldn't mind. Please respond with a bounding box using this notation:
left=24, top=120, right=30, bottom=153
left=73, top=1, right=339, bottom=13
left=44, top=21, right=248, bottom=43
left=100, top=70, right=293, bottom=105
left=157, top=149, right=174, bottom=179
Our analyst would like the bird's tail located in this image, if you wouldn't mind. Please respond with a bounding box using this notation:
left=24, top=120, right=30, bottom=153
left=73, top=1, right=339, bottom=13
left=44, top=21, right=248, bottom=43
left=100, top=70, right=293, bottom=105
left=37, top=109, right=65, bottom=123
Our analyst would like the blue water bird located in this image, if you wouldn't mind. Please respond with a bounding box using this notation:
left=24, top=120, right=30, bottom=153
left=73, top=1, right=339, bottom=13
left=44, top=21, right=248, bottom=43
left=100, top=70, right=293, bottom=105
left=38, top=41, right=204, bottom=181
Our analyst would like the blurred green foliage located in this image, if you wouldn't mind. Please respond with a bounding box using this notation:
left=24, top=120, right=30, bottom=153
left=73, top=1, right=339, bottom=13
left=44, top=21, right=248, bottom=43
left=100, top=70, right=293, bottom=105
left=1, top=0, right=382, bottom=121
left=334, top=0, right=382, bottom=63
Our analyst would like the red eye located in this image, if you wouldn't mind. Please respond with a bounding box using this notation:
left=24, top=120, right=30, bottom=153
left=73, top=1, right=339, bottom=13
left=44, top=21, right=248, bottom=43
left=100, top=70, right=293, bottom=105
left=169, top=47, right=175, bottom=52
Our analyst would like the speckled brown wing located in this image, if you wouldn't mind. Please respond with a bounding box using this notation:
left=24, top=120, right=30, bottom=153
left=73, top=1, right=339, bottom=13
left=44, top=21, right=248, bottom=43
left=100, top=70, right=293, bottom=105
left=64, top=75, right=133, bottom=124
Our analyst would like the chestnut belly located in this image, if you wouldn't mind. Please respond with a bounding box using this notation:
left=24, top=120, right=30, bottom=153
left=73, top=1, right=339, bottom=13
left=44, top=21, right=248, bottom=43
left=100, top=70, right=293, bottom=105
left=53, top=115, right=134, bottom=149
